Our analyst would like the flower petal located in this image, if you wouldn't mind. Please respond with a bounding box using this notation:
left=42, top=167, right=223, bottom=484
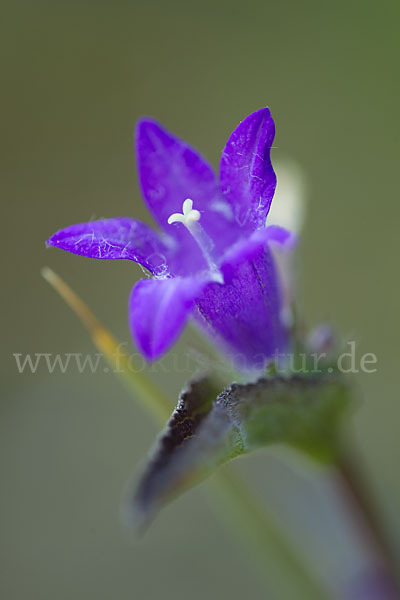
left=195, top=227, right=289, bottom=371
left=220, top=225, right=294, bottom=280
left=46, top=218, right=172, bottom=276
left=220, top=108, right=277, bottom=231
left=129, top=277, right=206, bottom=361
left=136, top=119, right=240, bottom=267
left=261, top=224, right=297, bottom=249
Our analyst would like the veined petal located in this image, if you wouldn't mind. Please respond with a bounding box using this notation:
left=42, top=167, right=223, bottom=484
left=220, top=107, right=277, bottom=231
left=136, top=119, right=240, bottom=268
left=129, top=277, right=206, bottom=362
left=195, top=227, right=289, bottom=371
left=46, top=218, right=172, bottom=276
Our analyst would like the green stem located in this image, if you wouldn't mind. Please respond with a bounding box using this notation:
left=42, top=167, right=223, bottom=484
left=207, top=467, right=329, bottom=600
left=336, top=440, right=400, bottom=596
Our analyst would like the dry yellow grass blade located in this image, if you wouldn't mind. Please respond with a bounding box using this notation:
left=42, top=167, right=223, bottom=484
left=41, top=267, right=172, bottom=422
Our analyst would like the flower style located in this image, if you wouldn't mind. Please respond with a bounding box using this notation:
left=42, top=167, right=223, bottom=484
left=47, top=108, right=294, bottom=370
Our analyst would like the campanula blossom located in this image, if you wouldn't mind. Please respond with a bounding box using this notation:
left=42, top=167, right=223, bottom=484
left=47, top=108, right=294, bottom=369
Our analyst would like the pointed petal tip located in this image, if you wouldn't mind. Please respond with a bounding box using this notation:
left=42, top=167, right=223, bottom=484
left=45, top=226, right=69, bottom=247
left=250, top=105, right=272, bottom=118
left=265, top=225, right=298, bottom=248
left=45, top=231, right=62, bottom=249
left=135, top=117, right=180, bottom=162
left=134, top=339, right=162, bottom=364
left=135, top=116, right=166, bottom=140
left=135, top=116, right=154, bottom=131
left=237, top=106, right=274, bottom=127
left=131, top=325, right=175, bottom=364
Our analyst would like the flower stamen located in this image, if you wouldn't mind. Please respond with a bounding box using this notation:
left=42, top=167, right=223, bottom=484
left=168, top=199, right=223, bottom=282
left=167, top=198, right=201, bottom=227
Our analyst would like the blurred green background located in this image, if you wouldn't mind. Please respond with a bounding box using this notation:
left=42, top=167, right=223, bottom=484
left=2, top=0, right=400, bottom=598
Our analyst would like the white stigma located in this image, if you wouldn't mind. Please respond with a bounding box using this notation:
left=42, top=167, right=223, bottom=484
left=167, top=199, right=223, bottom=282
left=167, top=198, right=201, bottom=227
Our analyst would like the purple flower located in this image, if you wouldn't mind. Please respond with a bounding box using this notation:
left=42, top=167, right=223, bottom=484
left=47, top=108, right=294, bottom=370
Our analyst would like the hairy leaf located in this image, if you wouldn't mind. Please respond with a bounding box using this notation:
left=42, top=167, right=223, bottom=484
left=129, top=375, right=350, bottom=528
